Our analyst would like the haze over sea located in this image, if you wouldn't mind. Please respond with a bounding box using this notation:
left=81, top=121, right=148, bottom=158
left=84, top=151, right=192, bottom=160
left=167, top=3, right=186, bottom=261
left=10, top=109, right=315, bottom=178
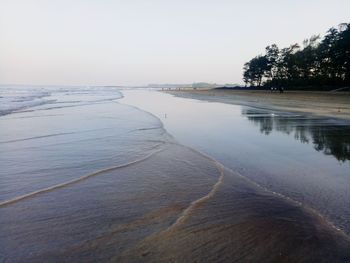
left=0, top=85, right=350, bottom=262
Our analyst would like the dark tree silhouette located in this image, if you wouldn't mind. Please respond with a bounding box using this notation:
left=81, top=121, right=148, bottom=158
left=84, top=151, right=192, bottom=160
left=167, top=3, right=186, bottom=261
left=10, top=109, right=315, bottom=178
left=243, top=56, right=269, bottom=87
left=243, top=23, right=350, bottom=89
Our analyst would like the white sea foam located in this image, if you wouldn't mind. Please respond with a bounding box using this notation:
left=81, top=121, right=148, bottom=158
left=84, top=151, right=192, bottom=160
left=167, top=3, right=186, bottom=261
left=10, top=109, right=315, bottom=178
left=0, top=85, right=51, bottom=115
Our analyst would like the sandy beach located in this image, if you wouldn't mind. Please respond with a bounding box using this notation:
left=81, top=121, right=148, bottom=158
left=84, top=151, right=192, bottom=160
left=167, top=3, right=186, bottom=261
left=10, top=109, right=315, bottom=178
left=166, top=89, right=350, bottom=120
left=1, top=87, right=350, bottom=262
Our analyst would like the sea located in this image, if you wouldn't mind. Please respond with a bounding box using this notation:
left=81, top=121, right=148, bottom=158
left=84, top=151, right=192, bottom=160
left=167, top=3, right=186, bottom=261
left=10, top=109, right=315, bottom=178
left=0, top=85, right=349, bottom=262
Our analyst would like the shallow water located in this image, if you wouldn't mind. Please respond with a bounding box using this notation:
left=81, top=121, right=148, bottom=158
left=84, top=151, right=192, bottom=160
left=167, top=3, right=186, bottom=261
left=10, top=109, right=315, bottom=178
left=0, top=87, right=163, bottom=203
left=0, top=86, right=349, bottom=262
left=122, top=90, right=350, bottom=235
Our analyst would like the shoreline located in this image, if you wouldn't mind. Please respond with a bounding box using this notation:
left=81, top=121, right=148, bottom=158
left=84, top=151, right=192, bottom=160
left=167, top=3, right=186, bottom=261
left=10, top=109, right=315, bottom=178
left=122, top=90, right=350, bottom=236
left=165, top=89, right=350, bottom=120
left=2, top=88, right=350, bottom=261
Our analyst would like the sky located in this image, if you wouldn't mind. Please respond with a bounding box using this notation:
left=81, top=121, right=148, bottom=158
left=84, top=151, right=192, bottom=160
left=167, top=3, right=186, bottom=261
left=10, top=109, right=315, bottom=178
left=1, top=0, right=349, bottom=86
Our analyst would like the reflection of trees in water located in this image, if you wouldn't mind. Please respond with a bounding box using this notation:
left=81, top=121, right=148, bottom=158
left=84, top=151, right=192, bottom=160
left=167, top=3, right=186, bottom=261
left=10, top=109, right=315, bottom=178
left=312, top=127, right=350, bottom=162
left=242, top=109, right=350, bottom=162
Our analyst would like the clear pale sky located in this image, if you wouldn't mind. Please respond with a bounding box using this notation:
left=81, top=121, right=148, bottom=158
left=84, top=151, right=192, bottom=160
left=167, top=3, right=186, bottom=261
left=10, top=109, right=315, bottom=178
left=1, top=0, right=349, bottom=86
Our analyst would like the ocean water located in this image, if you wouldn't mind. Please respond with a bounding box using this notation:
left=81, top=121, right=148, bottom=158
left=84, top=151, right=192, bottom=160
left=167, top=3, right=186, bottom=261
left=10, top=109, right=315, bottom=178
left=0, top=86, right=349, bottom=262
left=0, top=86, right=160, bottom=203
left=0, top=85, right=51, bottom=116
left=122, top=90, right=350, bottom=235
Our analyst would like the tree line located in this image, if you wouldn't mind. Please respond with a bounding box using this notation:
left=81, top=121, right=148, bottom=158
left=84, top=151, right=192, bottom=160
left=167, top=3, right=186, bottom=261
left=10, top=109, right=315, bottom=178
left=243, top=23, right=350, bottom=90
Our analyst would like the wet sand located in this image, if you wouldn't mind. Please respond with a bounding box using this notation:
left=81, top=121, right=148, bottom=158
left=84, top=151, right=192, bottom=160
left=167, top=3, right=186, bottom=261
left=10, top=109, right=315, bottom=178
left=1, top=87, right=350, bottom=262
left=122, top=165, right=350, bottom=263
left=166, top=89, right=350, bottom=119
left=3, top=143, right=349, bottom=262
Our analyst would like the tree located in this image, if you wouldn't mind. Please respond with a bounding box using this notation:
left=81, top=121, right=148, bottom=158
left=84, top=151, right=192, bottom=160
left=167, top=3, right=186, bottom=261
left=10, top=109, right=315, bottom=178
left=243, top=56, right=269, bottom=87
left=243, top=23, right=350, bottom=89
left=265, top=44, right=280, bottom=80
left=337, top=23, right=350, bottom=84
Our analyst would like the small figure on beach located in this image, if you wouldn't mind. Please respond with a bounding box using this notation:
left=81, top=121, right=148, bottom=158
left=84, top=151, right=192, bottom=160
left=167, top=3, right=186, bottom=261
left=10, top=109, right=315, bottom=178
left=270, top=86, right=284, bottom=93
